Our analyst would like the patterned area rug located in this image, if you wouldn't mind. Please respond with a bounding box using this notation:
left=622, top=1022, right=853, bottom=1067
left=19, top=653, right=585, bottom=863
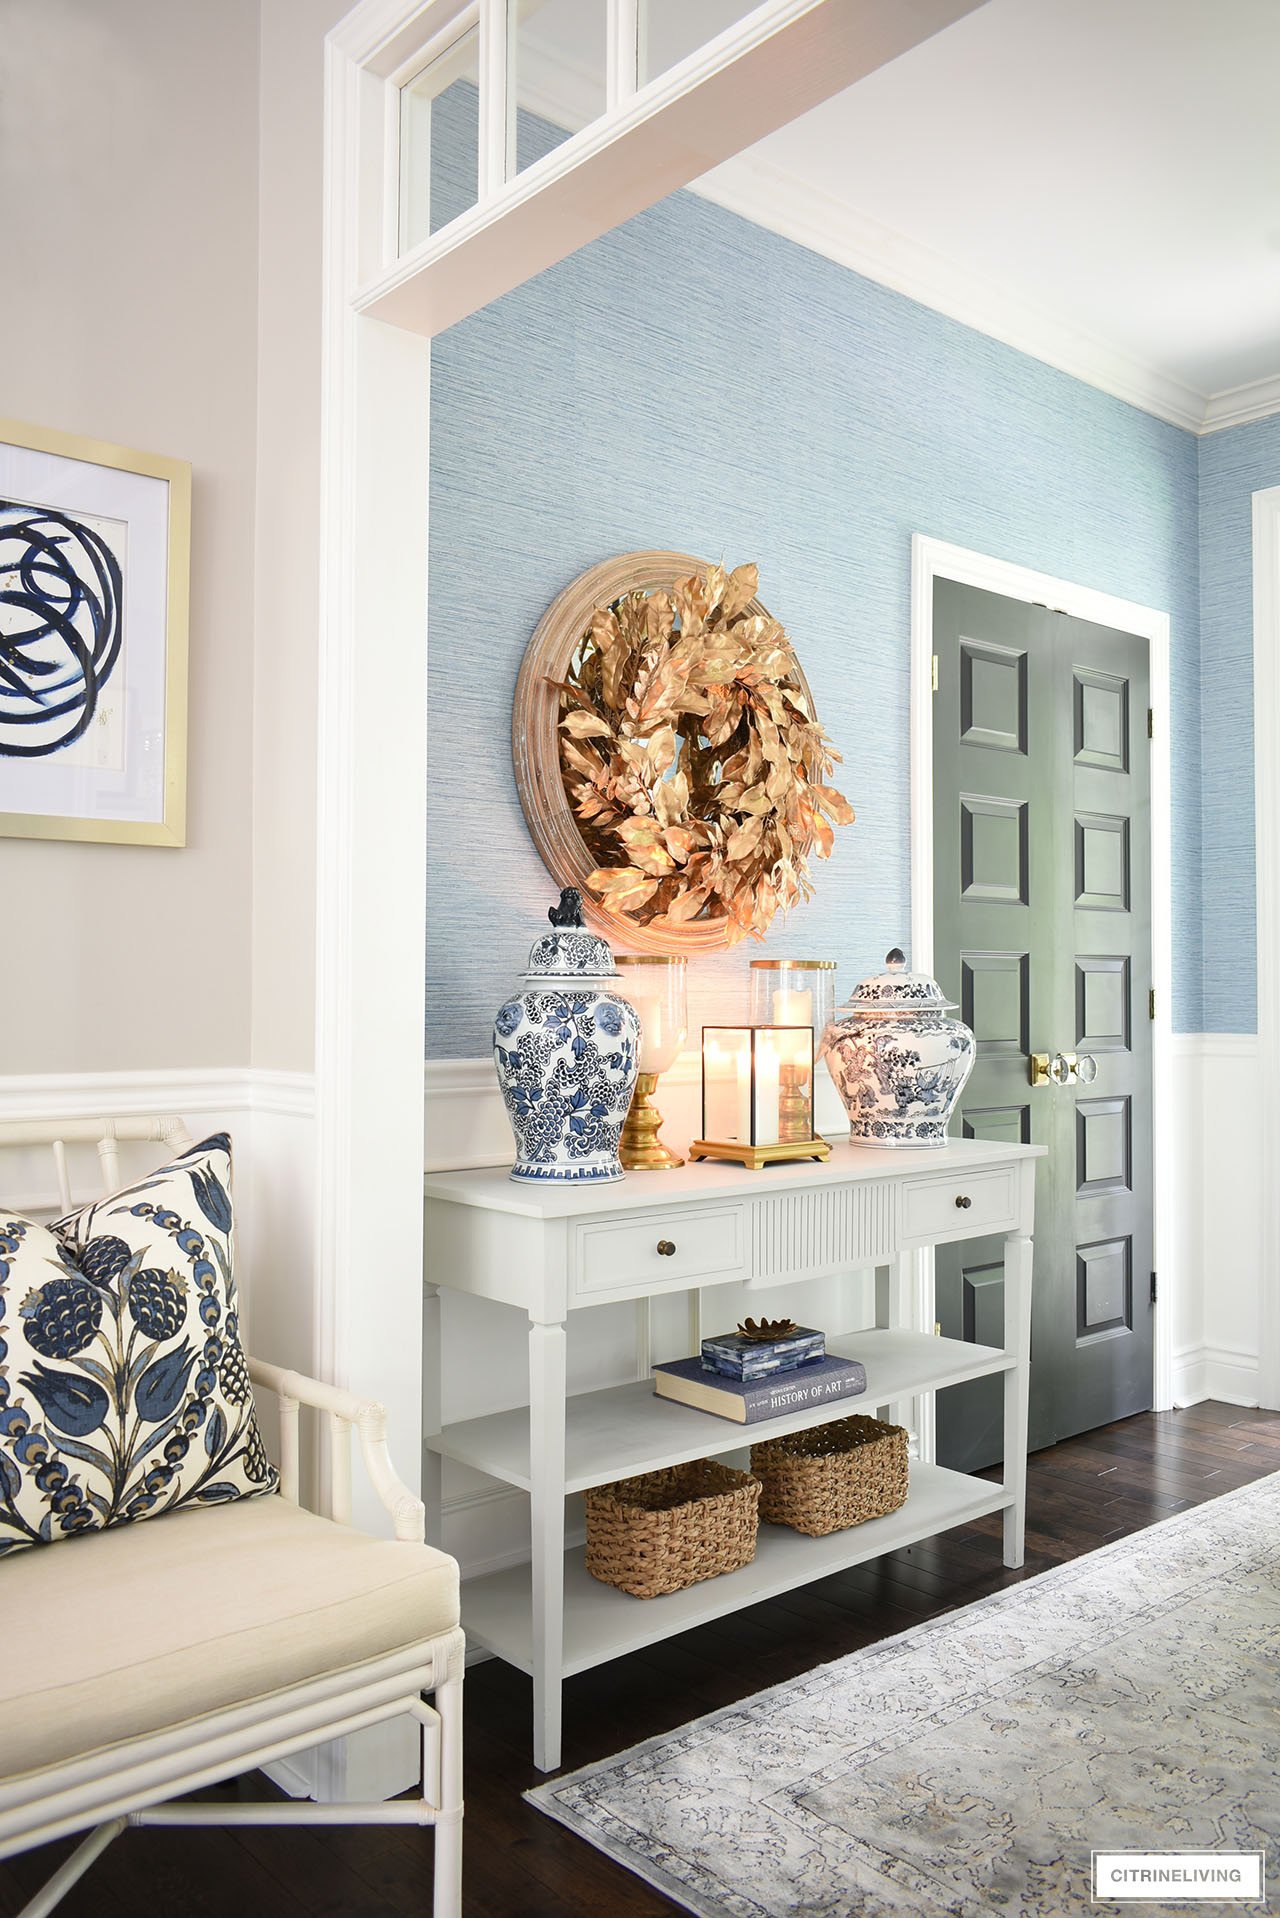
left=529, top=1474, right=1280, bottom=1916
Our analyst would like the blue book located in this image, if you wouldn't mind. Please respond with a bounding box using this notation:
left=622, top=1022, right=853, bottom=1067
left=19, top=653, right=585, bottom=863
left=653, top=1353, right=868, bottom=1424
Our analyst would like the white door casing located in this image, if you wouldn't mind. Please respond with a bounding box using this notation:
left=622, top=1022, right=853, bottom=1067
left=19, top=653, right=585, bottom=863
left=316, top=0, right=995, bottom=1519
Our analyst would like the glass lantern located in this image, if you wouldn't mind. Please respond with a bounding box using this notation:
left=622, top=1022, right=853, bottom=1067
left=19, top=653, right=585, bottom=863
left=748, top=959, right=837, bottom=1041
left=691, top=1026, right=831, bottom=1171
left=613, top=955, right=688, bottom=1169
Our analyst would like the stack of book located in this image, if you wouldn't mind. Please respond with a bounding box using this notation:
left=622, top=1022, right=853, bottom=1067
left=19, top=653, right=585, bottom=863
left=654, top=1320, right=867, bottom=1424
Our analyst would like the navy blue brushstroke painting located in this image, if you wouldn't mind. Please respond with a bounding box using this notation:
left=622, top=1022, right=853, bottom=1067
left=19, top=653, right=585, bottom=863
left=0, top=502, right=123, bottom=757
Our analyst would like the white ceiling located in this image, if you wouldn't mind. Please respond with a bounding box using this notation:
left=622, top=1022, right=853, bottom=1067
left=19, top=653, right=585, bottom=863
left=711, top=0, right=1280, bottom=399
left=522, top=0, right=1280, bottom=427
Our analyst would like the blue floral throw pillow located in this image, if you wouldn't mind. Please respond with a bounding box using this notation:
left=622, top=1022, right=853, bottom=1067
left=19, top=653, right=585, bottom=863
left=0, top=1132, right=277, bottom=1557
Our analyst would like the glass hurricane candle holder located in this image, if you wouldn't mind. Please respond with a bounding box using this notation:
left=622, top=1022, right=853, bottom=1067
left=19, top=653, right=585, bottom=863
left=749, top=959, right=837, bottom=1041
left=690, top=1025, right=831, bottom=1171
left=614, top=955, right=688, bottom=1169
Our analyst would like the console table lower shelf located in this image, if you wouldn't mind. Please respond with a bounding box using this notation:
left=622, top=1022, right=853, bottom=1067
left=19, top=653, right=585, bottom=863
left=461, top=1462, right=1011, bottom=1677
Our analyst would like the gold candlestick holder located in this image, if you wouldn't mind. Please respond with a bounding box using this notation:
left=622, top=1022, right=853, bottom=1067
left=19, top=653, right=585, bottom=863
left=778, top=1061, right=813, bottom=1144
left=620, top=1071, right=684, bottom=1170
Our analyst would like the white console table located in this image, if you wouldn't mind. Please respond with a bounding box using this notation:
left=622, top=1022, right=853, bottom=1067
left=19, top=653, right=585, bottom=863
left=423, top=1137, right=1042, bottom=1771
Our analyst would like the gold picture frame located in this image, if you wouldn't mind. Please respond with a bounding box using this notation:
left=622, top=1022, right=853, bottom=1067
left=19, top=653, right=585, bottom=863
left=0, top=417, right=190, bottom=846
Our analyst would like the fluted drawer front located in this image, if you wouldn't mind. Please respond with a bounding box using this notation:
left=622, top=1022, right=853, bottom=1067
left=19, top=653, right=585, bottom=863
left=570, top=1205, right=746, bottom=1302
left=900, top=1169, right=1016, bottom=1245
left=749, top=1182, right=898, bottom=1283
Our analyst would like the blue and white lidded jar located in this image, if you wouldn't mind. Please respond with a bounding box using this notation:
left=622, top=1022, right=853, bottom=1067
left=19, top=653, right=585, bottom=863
left=820, top=948, right=975, bottom=1148
left=493, top=888, right=641, bottom=1184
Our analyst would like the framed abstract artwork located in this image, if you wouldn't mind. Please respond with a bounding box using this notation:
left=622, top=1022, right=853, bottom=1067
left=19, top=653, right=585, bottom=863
left=0, top=418, right=190, bottom=845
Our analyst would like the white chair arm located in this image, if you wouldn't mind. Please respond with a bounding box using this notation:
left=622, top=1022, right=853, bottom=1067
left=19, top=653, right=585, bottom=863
left=247, top=1356, right=426, bottom=1544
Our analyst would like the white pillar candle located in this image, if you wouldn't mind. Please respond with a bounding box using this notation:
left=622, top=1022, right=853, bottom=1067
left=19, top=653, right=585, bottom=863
left=627, top=993, right=686, bottom=1074
left=754, top=1031, right=781, bottom=1147
left=773, top=986, right=813, bottom=1028
left=735, top=1041, right=753, bottom=1143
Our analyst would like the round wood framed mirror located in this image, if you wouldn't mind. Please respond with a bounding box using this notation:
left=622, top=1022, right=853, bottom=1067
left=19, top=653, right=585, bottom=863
left=512, top=551, right=845, bottom=955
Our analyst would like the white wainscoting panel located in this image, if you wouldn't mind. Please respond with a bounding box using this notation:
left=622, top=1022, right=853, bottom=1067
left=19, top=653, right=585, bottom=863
left=0, top=1067, right=319, bottom=1374
left=1169, top=1035, right=1262, bottom=1409
left=424, top=1048, right=846, bottom=1175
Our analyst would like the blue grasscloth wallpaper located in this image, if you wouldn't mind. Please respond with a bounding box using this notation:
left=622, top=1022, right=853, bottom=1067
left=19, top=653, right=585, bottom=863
left=1198, top=414, right=1280, bottom=1031
left=427, top=106, right=1269, bottom=1053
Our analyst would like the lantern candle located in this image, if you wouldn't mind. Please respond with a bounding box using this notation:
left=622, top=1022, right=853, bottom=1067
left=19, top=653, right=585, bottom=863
left=692, top=1025, right=830, bottom=1171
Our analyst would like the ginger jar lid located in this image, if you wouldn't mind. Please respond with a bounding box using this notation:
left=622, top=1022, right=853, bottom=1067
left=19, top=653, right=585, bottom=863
left=842, top=948, right=955, bottom=1014
left=524, top=887, right=618, bottom=981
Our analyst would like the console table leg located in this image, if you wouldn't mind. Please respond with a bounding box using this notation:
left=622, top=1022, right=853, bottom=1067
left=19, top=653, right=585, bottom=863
left=1002, top=1233, right=1033, bottom=1568
left=529, top=1317, right=567, bottom=1773
left=874, top=1257, right=913, bottom=1433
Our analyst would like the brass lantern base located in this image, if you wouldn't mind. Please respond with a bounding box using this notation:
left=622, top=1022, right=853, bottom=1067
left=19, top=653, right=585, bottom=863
left=620, top=1072, right=684, bottom=1170
left=688, top=1136, right=832, bottom=1171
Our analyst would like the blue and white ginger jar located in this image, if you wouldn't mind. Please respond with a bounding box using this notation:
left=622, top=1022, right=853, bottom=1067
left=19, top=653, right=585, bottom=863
left=493, top=888, right=641, bottom=1184
left=820, top=948, right=974, bottom=1148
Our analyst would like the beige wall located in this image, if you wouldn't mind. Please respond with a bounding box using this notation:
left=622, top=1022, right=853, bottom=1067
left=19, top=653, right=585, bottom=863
left=1, top=0, right=342, bottom=1075
left=0, top=0, right=260, bottom=1071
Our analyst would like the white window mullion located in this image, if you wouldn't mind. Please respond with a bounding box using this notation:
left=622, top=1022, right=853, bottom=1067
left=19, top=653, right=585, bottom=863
left=477, top=0, right=511, bottom=198
left=607, top=0, right=640, bottom=113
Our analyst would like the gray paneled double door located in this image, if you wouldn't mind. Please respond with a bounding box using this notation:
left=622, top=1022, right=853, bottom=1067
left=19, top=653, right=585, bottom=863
left=932, top=580, right=1153, bottom=1470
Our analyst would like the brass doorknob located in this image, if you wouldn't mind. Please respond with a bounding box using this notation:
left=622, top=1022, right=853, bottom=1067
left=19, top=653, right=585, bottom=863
left=1031, top=1050, right=1089, bottom=1086
left=656, top=1239, right=676, bottom=1257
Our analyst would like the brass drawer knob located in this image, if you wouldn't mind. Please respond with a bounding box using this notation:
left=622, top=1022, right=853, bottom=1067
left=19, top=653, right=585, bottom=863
left=656, top=1239, right=676, bottom=1257
left=954, top=1194, right=972, bottom=1210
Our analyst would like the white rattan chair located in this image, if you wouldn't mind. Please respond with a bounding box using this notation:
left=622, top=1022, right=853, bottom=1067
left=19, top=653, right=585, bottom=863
left=0, top=1117, right=463, bottom=1918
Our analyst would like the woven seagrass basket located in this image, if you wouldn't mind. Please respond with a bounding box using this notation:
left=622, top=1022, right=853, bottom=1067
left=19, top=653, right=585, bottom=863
left=751, top=1414, right=908, bottom=1537
left=584, top=1459, right=761, bottom=1599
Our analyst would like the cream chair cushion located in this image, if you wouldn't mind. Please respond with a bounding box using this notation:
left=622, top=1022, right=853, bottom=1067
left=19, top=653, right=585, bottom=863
left=0, top=1494, right=459, bottom=1784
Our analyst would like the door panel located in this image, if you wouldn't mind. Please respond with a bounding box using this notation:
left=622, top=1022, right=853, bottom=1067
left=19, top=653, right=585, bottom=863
left=932, top=579, right=1153, bottom=1469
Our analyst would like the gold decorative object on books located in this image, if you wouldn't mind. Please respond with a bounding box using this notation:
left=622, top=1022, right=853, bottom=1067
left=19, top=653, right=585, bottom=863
left=512, top=551, right=853, bottom=953
left=737, top=1317, right=799, bottom=1342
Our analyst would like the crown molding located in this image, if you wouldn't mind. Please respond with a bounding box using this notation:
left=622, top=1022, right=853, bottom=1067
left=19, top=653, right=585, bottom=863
left=1201, top=373, right=1280, bottom=435
left=516, top=40, right=1280, bottom=438
left=693, top=150, right=1211, bottom=433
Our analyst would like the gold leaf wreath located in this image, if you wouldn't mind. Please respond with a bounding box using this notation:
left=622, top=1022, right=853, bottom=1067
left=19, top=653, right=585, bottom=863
left=547, top=562, right=854, bottom=944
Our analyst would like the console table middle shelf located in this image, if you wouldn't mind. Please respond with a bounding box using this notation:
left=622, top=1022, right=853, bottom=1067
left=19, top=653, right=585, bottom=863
left=423, top=1137, right=1043, bottom=1771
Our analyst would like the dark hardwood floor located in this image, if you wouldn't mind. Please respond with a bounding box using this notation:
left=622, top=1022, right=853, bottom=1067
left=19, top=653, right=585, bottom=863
left=3, top=1402, right=1276, bottom=1918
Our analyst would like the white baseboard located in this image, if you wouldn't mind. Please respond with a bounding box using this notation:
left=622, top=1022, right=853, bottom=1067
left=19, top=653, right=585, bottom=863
left=1173, top=1344, right=1260, bottom=1409
left=1168, top=1035, right=1262, bottom=1408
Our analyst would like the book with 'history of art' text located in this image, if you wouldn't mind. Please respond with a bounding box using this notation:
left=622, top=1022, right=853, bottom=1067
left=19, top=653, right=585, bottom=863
left=652, top=1353, right=868, bottom=1424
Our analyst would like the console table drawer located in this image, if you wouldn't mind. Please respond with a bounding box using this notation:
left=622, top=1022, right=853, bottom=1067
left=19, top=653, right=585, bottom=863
left=900, top=1167, right=1017, bottom=1245
left=570, top=1204, right=746, bottom=1302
